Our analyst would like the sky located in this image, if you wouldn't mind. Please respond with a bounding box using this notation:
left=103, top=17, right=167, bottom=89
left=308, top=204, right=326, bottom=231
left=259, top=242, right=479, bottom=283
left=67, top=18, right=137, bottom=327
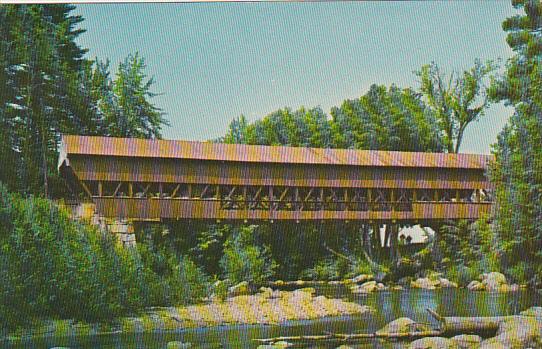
left=76, top=2, right=518, bottom=154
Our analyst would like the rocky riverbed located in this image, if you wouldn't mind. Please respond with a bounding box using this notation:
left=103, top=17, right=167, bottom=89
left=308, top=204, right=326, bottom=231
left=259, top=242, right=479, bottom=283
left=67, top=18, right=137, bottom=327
left=0, top=288, right=373, bottom=345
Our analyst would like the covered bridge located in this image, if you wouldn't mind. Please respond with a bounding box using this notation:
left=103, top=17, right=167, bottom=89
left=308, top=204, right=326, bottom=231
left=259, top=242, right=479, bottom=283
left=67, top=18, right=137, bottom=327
left=58, top=135, right=494, bottom=225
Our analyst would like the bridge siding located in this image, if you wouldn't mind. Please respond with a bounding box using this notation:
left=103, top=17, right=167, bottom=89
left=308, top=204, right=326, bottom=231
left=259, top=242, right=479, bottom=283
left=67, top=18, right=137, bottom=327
left=68, top=155, right=490, bottom=190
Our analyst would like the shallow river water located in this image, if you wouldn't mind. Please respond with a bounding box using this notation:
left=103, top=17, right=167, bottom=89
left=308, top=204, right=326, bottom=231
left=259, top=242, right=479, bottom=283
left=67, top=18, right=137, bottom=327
left=14, top=286, right=542, bottom=348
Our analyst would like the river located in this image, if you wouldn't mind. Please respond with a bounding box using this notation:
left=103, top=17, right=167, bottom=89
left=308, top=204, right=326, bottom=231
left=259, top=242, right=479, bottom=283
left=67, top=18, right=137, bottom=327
left=15, top=286, right=542, bottom=348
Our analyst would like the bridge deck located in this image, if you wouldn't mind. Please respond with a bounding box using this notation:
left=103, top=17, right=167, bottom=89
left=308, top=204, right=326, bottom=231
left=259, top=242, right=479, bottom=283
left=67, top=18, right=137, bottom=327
left=59, top=135, right=495, bottom=222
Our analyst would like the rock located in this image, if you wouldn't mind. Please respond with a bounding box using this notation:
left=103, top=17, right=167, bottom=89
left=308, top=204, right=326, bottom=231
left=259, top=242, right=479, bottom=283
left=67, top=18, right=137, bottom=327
left=376, top=317, right=430, bottom=335
left=439, top=278, right=458, bottom=288
left=329, top=280, right=343, bottom=285
left=479, top=315, right=542, bottom=349
left=509, top=283, right=519, bottom=292
left=481, top=272, right=507, bottom=292
left=351, top=280, right=378, bottom=293
left=351, top=274, right=373, bottom=284
left=296, top=287, right=316, bottom=295
left=259, top=287, right=273, bottom=298
left=467, top=280, right=485, bottom=291
left=411, top=277, right=437, bottom=290
left=520, top=306, right=542, bottom=318
left=451, top=334, right=482, bottom=348
left=376, top=282, right=387, bottom=290
left=294, top=279, right=306, bottom=286
left=391, top=285, right=404, bottom=291
left=409, top=337, right=460, bottom=349
left=228, top=281, right=250, bottom=297
left=166, top=342, right=192, bottom=349
left=274, top=280, right=285, bottom=286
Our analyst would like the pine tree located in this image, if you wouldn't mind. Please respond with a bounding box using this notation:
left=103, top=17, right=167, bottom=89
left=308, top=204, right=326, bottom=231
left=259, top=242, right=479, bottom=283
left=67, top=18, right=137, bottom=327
left=489, top=0, right=542, bottom=283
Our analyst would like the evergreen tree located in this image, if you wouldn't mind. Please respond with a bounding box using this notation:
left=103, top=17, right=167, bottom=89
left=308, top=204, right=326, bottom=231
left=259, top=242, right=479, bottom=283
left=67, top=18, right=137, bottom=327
left=489, top=0, right=542, bottom=284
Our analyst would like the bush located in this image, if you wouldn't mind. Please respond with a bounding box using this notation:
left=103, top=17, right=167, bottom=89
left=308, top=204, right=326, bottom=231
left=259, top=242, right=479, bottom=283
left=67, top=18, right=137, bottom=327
left=301, top=258, right=343, bottom=280
left=0, top=185, right=151, bottom=328
left=445, top=264, right=481, bottom=286
left=170, top=255, right=211, bottom=304
left=219, top=225, right=276, bottom=285
left=506, top=262, right=533, bottom=284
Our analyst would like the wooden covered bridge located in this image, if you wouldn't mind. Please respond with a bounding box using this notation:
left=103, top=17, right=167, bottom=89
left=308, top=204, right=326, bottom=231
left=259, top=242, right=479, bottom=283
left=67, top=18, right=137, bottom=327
left=58, top=135, right=494, bottom=226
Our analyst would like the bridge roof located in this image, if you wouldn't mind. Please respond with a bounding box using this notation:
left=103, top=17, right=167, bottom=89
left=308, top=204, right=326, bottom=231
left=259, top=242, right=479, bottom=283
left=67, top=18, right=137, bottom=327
left=59, top=135, right=493, bottom=169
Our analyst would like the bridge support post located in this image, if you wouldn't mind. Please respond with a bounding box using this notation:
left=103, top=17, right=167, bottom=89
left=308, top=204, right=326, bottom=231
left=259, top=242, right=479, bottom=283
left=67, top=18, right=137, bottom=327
left=107, top=219, right=136, bottom=248
left=388, top=223, right=401, bottom=263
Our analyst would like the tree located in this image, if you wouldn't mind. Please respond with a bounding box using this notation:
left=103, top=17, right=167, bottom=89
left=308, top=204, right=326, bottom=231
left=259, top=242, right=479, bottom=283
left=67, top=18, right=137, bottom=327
left=488, top=0, right=542, bottom=284
left=0, top=5, right=90, bottom=197
left=331, top=84, right=444, bottom=152
left=105, top=53, right=168, bottom=139
left=0, top=5, right=169, bottom=197
left=417, top=60, right=496, bottom=153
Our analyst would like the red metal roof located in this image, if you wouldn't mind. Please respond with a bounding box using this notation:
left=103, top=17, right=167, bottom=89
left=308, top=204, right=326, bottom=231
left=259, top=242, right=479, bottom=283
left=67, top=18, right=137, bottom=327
left=59, top=135, right=494, bottom=169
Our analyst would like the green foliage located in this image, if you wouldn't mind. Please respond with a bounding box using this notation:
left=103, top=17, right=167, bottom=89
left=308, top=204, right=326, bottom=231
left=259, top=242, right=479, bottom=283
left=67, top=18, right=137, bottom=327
left=438, top=218, right=499, bottom=272
left=0, top=6, right=168, bottom=198
left=219, top=225, right=276, bottom=285
left=445, top=264, right=481, bottom=286
left=417, top=60, right=496, bottom=153
left=0, top=184, right=140, bottom=328
left=489, top=0, right=542, bottom=285
left=301, top=258, right=346, bottom=281
left=0, top=183, right=212, bottom=330
left=331, top=84, right=444, bottom=152
left=171, top=255, right=211, bottom=305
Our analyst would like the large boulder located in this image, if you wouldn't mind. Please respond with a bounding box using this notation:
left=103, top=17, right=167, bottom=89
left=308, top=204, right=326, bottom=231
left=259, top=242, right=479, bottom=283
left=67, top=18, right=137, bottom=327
left=350, top=280, right=378, bottom=294
left=451, top=334, right=482, bottom=348
left=481, top=272, right=508, bottom=292
left=439, top=278, right=458, bottom=288
left=409, top=337, right=460, bottom=349
left=351, top=274, right=373, bottom=284
left=520, top=306, right=542, bottom=319
left=411, top=277, right=437, bottom=290
left=376, top=317, right=430, bottom=335
left=479, top=316, right=542, bottom=349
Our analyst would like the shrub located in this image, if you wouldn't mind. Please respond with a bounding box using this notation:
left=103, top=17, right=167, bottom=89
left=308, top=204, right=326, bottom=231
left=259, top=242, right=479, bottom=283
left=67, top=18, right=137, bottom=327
left=170, top=255, right=211, bottom=304
left=301, top=258, right=342, bottom=280
left=219, top=225, right=276, bottom=285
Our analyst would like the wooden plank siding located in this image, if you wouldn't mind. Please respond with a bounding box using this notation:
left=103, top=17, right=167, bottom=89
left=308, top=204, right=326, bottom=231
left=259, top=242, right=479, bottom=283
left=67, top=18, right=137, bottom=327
left=59, top=135, right=495, bottom=222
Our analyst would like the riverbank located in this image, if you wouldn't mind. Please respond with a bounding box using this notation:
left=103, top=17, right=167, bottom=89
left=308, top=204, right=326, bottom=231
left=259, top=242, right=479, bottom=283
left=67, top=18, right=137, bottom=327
left=0, top=289, right=372, bottom=344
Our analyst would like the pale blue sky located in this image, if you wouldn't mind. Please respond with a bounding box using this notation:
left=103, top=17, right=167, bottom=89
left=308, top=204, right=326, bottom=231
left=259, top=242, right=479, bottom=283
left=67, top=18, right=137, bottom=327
left=76, top=2, right=518, bottom=154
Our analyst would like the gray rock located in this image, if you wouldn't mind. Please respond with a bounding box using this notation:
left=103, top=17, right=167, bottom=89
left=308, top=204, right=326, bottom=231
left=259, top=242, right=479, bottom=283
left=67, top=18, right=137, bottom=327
left=409, top=337, right=460, bottom=349
left=451, top=334, right=482, bottom=348
left=376, top=317, right=430, bottom=335
left=481, top=272, right=507, bottom=292
left=467, top=280, right=485, bottom=291
left=351, top=274, right=373, bottom=284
